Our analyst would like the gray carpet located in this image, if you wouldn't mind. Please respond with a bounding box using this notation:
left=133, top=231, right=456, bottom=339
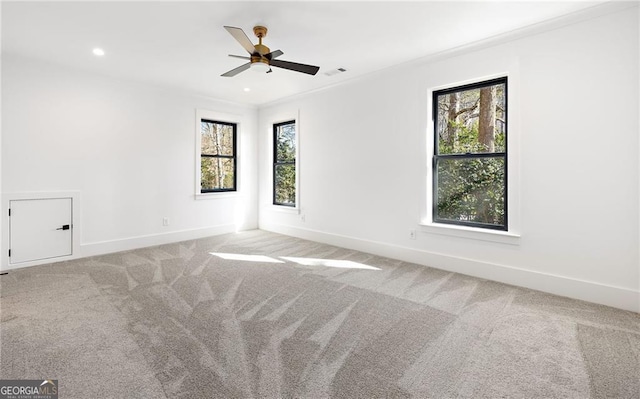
left=1, top=229, right=639, bottom=398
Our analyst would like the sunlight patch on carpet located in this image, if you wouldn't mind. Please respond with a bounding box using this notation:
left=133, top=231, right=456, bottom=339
left=280, top=256, right=381, bottom=270
left=210, top=252, right=285, bottom=263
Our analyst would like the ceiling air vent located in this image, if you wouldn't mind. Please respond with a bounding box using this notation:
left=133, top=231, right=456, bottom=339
left=324, top=68, right=347, bottom=77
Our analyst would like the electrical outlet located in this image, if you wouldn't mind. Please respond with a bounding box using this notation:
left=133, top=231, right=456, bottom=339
left=300, top=214, right=306, bottom=223
left=409, top=229, right=416, bottom=240
left=163, top=217, right=169, bottom=226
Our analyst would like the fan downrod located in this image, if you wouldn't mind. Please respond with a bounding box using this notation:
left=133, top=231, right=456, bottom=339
left=252, top=26, right=270, bottom=60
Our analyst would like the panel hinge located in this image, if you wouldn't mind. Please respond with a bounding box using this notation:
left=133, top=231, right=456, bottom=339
left=8, top=249, right=11, bottom=257
left=8, top=208, right=10, bottom=217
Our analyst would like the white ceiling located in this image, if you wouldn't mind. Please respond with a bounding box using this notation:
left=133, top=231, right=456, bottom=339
left=2, top=1, right=605, bottom=105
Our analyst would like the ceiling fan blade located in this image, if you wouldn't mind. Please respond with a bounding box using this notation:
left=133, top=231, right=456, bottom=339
left=265, top=50, right=283, bottom=60
left=229, top=54, right=250, bottom=60
left=224, top=26, right=255, bottom=55
left=270, top=59, right=320, bottom=75
left=221, top=62, right=251, bottom=77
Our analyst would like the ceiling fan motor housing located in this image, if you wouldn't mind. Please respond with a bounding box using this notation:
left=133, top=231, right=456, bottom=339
left=252, top=45, right=270, bottom=63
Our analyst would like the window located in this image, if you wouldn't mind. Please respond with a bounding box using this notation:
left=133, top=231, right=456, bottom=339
left=273, top=120, right=296, bottom=206
left=200, top=119, right=237, bottom=193
left=433, top=77, right=507, bottom=230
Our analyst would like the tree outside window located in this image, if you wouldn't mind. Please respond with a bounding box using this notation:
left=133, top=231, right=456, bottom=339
left=433, top=77, right=507, bottom=230
left=273, top=121, right=296, bottom=206
left=201, top=120, right=236, bottom=192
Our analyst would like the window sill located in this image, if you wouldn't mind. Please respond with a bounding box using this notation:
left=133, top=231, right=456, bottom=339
left=264, top=205, right=300, bottom=214
left=195, top=192, right=240, bottom=200
left=419, top=222, right=520, bottom=245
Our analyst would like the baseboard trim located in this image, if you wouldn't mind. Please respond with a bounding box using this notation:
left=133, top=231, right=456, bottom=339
left=2, top=224, right=237, bottom=272
left=261, top=222, right=640, bottom=313
left=80, top=224, right=238, bottom=258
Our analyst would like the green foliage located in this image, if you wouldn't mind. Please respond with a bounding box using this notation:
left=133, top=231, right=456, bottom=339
left=436, top=157, right=505, bottom=225
left=438, top=121, right=505, bottom=155
left=274, top=123, right=296, bottom=205
left=275, top=164, right=295, bottom=204
left=201, top=160, right=214, bottom=188
left=201, top=158, right=234, bottom=190
left=276, top=124, right=295, bottom=162
left=435, top=82, right=506, bottom=227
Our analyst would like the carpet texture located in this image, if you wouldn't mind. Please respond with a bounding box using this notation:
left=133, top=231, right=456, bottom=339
left=1, top=230, right=639, bottom=398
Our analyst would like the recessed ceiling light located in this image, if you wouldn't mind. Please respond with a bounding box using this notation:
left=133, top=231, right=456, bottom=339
left=243, top=88, right=250, bottom=92
left=92, top=48, right=105, bottom=56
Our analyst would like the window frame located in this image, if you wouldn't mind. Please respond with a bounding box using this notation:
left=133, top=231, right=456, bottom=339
left=199, top=118, right=237, bottom=194
left=272, top=120, right=297, bottom=207
left=432, top=76, right=508, bottom=231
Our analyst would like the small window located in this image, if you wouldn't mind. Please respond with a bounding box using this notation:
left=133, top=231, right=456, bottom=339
left=433, top=77, right=507, bottom=230
left=200, top=119, right=237, bottom=192
left=273, top=120, right=296, bottom=206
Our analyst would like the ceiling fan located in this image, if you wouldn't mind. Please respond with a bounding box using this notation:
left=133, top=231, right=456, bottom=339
left=221, top=25, right=320, bottom=77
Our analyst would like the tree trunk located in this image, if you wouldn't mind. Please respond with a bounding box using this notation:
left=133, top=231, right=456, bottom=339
left=446, top=92, right=459, bottom=148
left=478, top=86, right=496, bottom=152
left=475, top=86, right=498, bottom=222
left=213, top=125, right=225, bottom=188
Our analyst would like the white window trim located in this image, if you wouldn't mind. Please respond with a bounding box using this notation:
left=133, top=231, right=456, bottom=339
left=267, top=205, right=301, bottom=215
left=266, top=109, right=301, bottom=212
left=421, top=66, right=521, bottom=245
left=419, top=222, right=520, bottom=245
left=195, top=109, right=242, bottom=200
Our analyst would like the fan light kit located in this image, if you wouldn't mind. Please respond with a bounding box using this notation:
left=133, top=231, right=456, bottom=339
left=250, top=62, right=270, bottom=73
left=221, top=25, right=320, bottom=77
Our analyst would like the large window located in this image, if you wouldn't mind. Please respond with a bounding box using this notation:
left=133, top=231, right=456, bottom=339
left=200, top=119, right=236, bottom=192
left=433, top=77, right=507, bottom=230
left=273, top=120, right=296, bottom=206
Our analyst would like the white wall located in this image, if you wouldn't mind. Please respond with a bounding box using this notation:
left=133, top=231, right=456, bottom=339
left=2, top=55, right=258, bottom=268
left=258, top=7, right=640, bottom=311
